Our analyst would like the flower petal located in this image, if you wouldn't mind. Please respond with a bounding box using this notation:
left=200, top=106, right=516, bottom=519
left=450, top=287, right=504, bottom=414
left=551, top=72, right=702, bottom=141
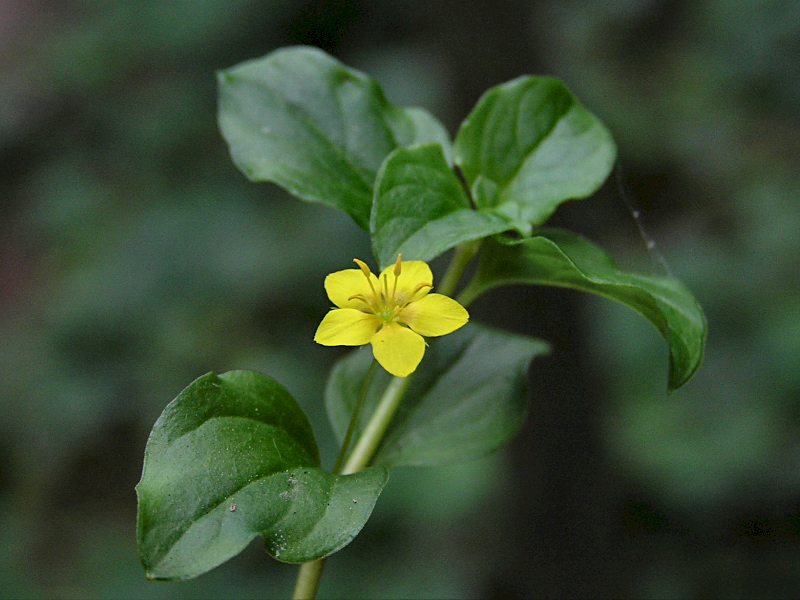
left=379, top=260, right=433, bottom=305
left=324, top=268, right=379, bottom=310
left=314, top=309, right=381, bottom=346
left=370, top=323, right=426, bottom=377
left=398, top=293, right=469, bottom=337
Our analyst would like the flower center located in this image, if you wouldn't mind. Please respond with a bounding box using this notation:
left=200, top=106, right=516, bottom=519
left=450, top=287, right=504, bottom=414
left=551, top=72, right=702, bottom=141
left=351, top=255, right=432, bottom=322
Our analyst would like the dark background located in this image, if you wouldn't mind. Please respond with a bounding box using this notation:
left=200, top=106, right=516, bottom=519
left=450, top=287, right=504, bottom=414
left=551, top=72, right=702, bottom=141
left=2, top=1, right=799, bottom=598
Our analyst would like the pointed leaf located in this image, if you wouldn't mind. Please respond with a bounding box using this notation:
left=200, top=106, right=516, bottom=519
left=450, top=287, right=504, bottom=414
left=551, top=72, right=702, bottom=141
left=371, top=143, right=512, bottom=269
left=218, top=46, right=451, bottom=229
left=137, top=371, right=388, bottom=580
left=459, top=230, right=707, bottom=390
left=454, top=76, right=616, bottom=231
left=326, top=325, right=549, bottom=467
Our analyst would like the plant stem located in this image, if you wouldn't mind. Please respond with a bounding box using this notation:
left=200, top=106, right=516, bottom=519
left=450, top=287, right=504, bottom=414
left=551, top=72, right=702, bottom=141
left=340, top=375, right=411, bottom=474
left=438, top=240, right=481, bottom=297
left=456, top=282, right=479, bottom=308
left=291, top=241, right=479, bottom=598
left=292, top=559, right=325, bottom=600
left=291, top=376, right=412, bottom=600
left=333, top=360, right=377, bottom=474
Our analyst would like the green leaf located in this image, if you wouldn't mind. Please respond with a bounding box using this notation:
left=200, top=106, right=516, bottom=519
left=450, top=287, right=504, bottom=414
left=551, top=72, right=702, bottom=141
left=326, top=325, right=549, bottom=467
left=459, top=230, right=707, bottom=390
left=453, top=76, right=616, bottom=232
left=218, top=46, right=451, bottom=230
left=371, top=143, right=512, bottom=269
left=137, top=371, right=388, bottom=580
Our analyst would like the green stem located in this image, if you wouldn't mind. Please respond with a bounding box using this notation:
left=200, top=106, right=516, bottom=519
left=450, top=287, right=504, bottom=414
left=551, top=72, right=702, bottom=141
left=292, top=559, right=325, bottom=600
left=340, top=375, right=411, bottom=474
left=333, top=360, right=377, bottom=474
left=456, top=282, right=479, bottom=308
left=290, top=376, right=412, bottom=600
left=438, top=240, right=481, bottom=297
left=291, top=241, right=480, bottom=598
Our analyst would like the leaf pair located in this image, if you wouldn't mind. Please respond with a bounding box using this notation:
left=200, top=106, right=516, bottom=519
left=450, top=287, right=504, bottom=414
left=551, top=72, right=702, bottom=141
left=218, top=46, right=616, bottom=268
left=137, top=325, right=547, bottom=579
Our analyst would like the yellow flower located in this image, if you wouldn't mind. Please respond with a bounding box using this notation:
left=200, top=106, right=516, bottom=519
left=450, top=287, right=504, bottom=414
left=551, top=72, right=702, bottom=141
left=314, top=256, right=469, bottom=377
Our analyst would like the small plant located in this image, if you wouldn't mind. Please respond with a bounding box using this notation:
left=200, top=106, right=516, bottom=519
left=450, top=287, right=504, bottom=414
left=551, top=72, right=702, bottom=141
left=135, top=46, right=706, bottom=598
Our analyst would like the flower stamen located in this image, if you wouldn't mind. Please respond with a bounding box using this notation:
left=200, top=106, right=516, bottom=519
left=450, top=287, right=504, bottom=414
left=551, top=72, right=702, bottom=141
left=353, top=258, right=379, bottom=303
left=347, top=293, right=374, bottom=310
left=391, top=254, right=402, bottom=304
left=382, top=274, right=390, bottom=306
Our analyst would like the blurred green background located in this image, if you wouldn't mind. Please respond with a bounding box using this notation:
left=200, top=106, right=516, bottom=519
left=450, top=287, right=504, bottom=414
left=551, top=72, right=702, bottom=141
left=2, top=1, right=799, bottom=598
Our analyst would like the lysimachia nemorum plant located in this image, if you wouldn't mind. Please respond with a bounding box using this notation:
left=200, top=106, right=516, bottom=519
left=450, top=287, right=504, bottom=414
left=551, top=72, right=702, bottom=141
left=136, top=46, right=707, bottom=599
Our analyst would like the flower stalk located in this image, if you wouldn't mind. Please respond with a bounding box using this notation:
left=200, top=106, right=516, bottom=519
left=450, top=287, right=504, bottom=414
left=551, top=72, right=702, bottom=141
left=292, top=559, right=325, bottom=600
left=438, top=240, right=481, bottom=298
left=332, top=360, right=378, bottom=474
left=340, top=375, right=411, bottom=474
